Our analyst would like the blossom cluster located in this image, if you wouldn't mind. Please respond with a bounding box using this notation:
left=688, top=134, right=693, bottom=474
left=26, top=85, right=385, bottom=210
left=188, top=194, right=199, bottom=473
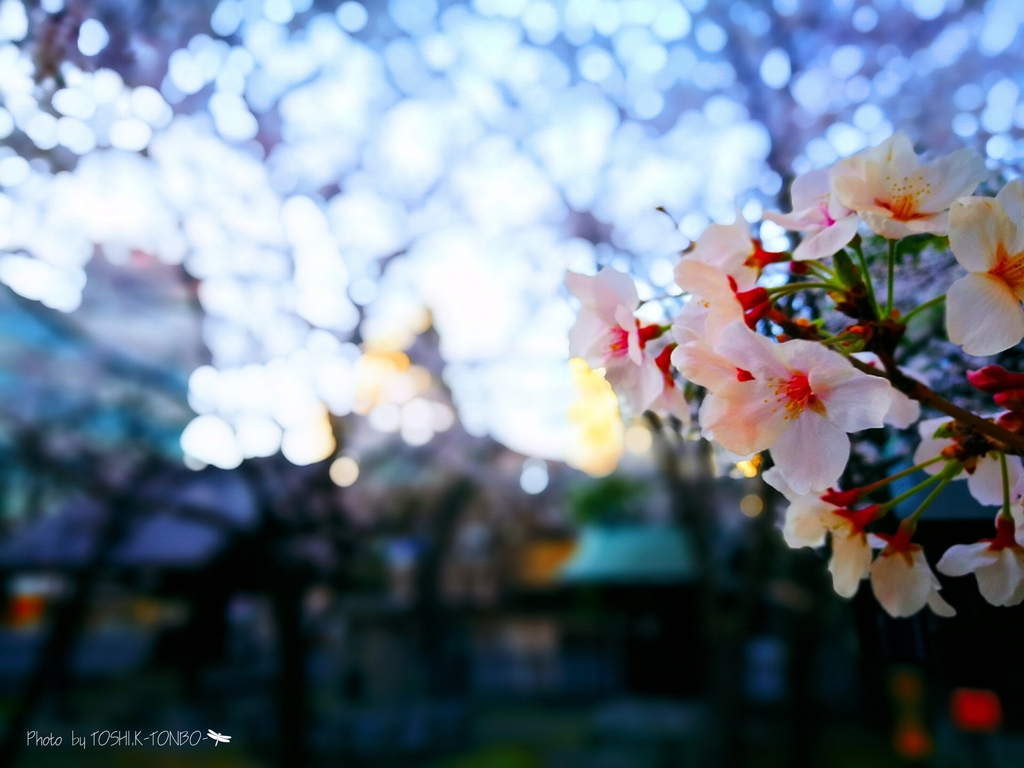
left=567, top=132, right=1024, bottom=618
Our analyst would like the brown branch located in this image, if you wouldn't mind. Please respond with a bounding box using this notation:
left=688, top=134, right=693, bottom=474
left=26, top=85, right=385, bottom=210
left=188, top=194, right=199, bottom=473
left=847, top=356, right=1024, bottom=452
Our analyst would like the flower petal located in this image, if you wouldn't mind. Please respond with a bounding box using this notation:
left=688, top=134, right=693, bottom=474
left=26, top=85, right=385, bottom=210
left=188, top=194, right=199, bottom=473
left=949, top=196, right=1016, bottom=273
left=713, top=322, right=792, bottom=381
left=762, top=466, right=797, bottom=501
left=567, top=268, right=639, bottom=313
left=871, top=551, right=932, bottom=618
left=946, top=273, right=1024, bottom=356
left=917, top=147, right=986, bottom=212
left=792, top=214, right=859, bottom=262
left=861, top=211, right=947, bottom=239
left=997, top=179, right=1024, bottom=254
left=829, top=531, right=872, bottom=598
left=937, top=541, right=997, bottom=577
left=926, top=589, right=957, bottom=617
left=672, top=341, right=736, bottom=391
left=782, top=496, right=831, bottom=549
left=810, top=365, right=892, bottom=433
left=689, top=218, right=756, bottom=283
left=975, top=550, right=1024, bottom=607
left=700, top=380, right=789, bottom=455
left=884, top=390, right=921, bottom=429
left=770, top=412, right=849, bottom=495
left=966, top=454, right=1016, bottom=506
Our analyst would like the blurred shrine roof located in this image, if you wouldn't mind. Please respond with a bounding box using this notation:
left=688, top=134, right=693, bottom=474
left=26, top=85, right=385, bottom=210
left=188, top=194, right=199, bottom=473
left=558, top=525, right=698, bottom=583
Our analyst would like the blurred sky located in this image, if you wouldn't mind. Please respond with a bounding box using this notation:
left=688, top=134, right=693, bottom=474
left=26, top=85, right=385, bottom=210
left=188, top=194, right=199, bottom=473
left=1, top=0, right=1023, bottom=475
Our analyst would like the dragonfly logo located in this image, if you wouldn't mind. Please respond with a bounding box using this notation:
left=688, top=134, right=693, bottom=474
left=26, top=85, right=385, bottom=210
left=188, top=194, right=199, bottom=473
left=207, top=730, right=231, bottom=746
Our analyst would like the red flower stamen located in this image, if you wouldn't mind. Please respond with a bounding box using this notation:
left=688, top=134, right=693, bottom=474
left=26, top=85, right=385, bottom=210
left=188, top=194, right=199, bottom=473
left=822, top=488, right=863, bottom=507
left=736, top=368, right=754, bottom=382
left=746, top=239, right=787, bottom=270
left=637, top=323, right=664, bottom=349
left=655, top=344, right=676, bottom=386
left=835, top=504, right=880, bottom=533
left=984, top=515, right=1020, bottom=552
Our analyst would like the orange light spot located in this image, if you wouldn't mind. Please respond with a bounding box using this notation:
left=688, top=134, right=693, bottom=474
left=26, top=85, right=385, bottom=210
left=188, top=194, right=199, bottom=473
left=894, top=722, right=933, bottom=759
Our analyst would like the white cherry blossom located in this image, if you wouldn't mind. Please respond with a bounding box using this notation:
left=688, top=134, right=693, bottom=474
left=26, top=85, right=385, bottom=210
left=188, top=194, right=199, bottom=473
left=763, top=168, right=859, bottom=261
left=567, top=267, right=663, bottom=416
left=678, top=214, right=764, bottom=292
left=851, top=352, right=921, bottom=428
left=945, top=180, right=1024, bottom=356
left=700, top=323, right=892, bottom=494
left=831, top=132, right=985, bottom=240
left=870, top=529, right=956, bottom=618
left=766, top=468, right=877, bottom=598
left=937, top=513, right=1024, bottom=607
left=912, top=416, right=1022, bottom=506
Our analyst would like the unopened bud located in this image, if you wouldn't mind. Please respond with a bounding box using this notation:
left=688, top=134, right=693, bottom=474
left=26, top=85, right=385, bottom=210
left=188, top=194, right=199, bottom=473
left=968, top=365, right=1024, bottom=394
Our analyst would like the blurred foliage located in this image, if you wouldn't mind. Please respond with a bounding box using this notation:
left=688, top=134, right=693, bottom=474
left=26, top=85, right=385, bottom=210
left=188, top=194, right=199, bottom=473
left=567, top=475, right=647, bottom=526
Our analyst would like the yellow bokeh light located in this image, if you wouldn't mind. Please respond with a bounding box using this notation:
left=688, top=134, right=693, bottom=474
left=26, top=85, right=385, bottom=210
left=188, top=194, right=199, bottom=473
left=624, top=424, right=653, bottom=454
left=353, top=350, right=432, bottom=415
left=330, top=456, right=360, bottom=487
left=740, top=494, right=764, bottom=517
left=735, top=455, right=762, bottom=478
left=564, top=358, right=624, bottom=476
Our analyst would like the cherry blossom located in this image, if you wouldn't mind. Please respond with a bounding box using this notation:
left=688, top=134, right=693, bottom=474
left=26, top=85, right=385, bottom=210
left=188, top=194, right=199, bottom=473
left=650, top=344, right=691, bottom=427
left=945, top=180, right=1024, bottom=356
left=912, top=417, right=1022, bottom=506
left=937, top=513, right=1024, bottom=607
left=677, top=214, right=772, bottom=293
left=766, top=468, right=877, bottom=598
left=851, top=352, right=921, bottom=428
left=566, top=268, right=663, bottom=416
left=699, top=323, right=892, bottom=494
left=870, top=527, right=956, bottom=618
left=831, top=132, right=985, bottom=240
left=763, top=169, right=859, bottom=261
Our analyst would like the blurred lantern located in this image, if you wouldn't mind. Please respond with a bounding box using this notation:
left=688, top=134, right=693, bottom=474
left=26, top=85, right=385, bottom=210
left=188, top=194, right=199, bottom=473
left=890, top=667, right=933, bottom=760
left=950, top=688, right=1003, bottom=733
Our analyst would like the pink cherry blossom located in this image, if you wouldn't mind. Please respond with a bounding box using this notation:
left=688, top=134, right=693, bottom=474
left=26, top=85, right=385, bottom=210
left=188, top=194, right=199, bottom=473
left=677, top=213, right=774, bottom=293
left=851, top=352, right=921, bottom=428
left=699, top=323, right=892, bottom=495
left=566, top=267, right=664, bottom=416
left=945, top=180, right=1024, bottom=356
left=831, top=132, right=985, bottom=240
left=650, top=344, right=691, bottom=426
left=763, top=168, right=859, bottom=261
left=870, top=528, right=956, bottom=618
left=766, top=467, right=877, bottom=598
left=937, top=514, right=1024, bottom=607
left=912, top=416, right=1022, bottom=506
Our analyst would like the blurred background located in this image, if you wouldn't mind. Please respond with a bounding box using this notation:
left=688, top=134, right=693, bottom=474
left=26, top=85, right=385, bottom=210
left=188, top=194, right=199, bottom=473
left=1, top=0, right=1024, bottom=766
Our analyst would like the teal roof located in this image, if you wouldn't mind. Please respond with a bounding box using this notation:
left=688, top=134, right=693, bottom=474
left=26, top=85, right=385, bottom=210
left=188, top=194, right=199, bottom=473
left=558, top=526, right=698, bottom=583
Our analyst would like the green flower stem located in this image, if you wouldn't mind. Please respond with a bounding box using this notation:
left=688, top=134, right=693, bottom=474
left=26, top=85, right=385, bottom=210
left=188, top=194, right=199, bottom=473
left=861, top=455, right=946, bottom=495
left=877, top=461, right=960, bottom=514
left=904, top=467, right=957, bottom=527
left=885, top=239, right=897, bottom=317
left=803, top=261, right=837, bottom=281
left=850, top=242, right=880, bottom=318
left=900, top=294, right=945, bottom=324
left=1000, top=452, right=1012, bottom=522
left=765, top=281, right=838, bottom=296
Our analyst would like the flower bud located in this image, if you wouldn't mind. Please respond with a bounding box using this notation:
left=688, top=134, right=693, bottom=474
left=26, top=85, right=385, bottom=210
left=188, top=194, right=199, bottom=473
left=966, top=365, right=1024, bottom=394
